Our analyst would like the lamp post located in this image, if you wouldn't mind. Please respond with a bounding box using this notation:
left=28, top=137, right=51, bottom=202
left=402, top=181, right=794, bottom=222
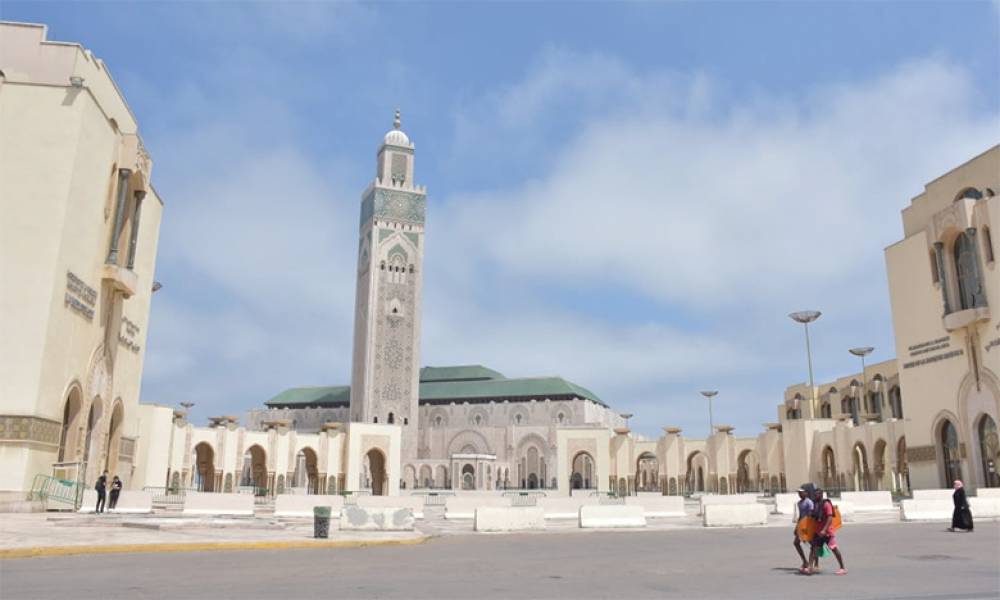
left=620, top=413, right=633, bottom=429
left=789, top=311, right=821, bottom=412
left=180, top=402, right=194, bottom=420
left=700, top=391, right=718, bottom=437
left=849, top=346, right=874, bottom=422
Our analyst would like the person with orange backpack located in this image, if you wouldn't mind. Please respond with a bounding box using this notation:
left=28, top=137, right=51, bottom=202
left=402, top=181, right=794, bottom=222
left=804, top=487, right=846, bottom=575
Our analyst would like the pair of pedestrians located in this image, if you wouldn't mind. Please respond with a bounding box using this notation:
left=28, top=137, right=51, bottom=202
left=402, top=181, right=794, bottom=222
left=793, top=483, right=847, bottom=575
left=94, top=471, right=123, bottom=513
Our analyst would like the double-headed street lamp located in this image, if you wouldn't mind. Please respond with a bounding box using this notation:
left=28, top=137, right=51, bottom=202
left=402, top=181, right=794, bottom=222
left=849, top=346, right=874, bottom=423
left=700, top=391, right=718, bottom=436
left=789, top=311, right=821, bottom=411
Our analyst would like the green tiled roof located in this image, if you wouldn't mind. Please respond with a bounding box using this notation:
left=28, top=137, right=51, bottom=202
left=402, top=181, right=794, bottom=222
left=265, top=385, right=350, bottom=408
left=265, top=367, right=606, bottom=409
left=418, top=365, right=506, bottom=383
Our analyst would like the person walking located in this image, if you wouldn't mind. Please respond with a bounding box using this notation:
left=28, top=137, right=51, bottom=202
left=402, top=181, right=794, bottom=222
left=794, top=483, right=818, bottom=571
left=948, top=480, right=974, bottom=532
left=94, top=471, right=108, bottom=514
left=805, top=487, right=846, bottom=575
left=109, top=475, right=123, bottom=511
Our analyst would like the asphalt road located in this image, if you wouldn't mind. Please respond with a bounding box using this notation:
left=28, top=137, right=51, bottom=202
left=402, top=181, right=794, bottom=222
left=2, top=522, right=998, bottom=600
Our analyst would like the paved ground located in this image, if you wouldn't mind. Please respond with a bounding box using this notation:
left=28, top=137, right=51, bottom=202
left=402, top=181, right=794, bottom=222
left=2, top=522, right=997, bottom=599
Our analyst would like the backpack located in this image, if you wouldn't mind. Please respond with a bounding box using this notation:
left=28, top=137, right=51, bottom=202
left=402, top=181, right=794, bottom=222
left=823, top=498, right=843, bottom=531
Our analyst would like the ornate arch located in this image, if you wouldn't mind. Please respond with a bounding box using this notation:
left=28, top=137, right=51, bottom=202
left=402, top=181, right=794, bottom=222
left=516, top=433, right=548, bottom=455
left=447, top=429, right=492, bottom=456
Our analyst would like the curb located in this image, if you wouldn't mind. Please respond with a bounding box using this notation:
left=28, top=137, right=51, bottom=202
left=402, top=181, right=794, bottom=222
left=0, top=535, right=431, bottom=560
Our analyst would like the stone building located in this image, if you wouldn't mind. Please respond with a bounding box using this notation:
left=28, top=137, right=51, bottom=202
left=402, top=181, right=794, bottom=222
left=0, top=23, right=164, bottom=501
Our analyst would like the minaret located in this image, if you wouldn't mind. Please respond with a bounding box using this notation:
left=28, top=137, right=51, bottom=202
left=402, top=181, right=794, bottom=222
left=350, top=111, right=426, bottom=458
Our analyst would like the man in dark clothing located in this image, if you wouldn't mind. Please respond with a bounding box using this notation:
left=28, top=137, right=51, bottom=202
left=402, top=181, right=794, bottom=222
left=109, top=476, right=123, bottom=510
left=95, top=471, right=108, bottom=513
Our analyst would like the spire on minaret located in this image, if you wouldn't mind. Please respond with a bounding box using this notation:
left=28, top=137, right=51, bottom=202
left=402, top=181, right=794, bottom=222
left=393, top=109, right=401, bottom=130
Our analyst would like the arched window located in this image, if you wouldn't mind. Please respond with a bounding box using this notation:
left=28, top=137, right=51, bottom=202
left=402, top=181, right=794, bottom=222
left=978, top=415, right=999, bottom=488
left=820, top=402, right=832, bottom=418
left=434, top=415, right=443, bottom=427
left=403, top=418, right=408, bottom=425
left=373, top=416, right=378, bottom=423
left=954, top=231, right=984, bottom=310
left=387, top=412, right=394, bottom=424
left=889, top=386, right=903, bottom=419
left=940, top=419, right=962, bottom=486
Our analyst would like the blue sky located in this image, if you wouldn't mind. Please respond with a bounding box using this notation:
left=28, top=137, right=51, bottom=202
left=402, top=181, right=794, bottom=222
left=6, top=1, right=998, bottom=437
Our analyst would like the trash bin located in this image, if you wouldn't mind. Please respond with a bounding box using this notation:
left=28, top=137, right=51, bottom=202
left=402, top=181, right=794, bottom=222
left=313, top=506, right=331, bottom=539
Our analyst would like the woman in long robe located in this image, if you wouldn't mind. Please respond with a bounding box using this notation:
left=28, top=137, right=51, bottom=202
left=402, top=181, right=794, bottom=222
left=949, top=480, right=974, bottom=532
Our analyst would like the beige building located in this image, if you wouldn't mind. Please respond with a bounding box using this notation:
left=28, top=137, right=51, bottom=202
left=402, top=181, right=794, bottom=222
left=778, top=146, right=999, bottom=495
left=0, top=22, right=164, bottom=501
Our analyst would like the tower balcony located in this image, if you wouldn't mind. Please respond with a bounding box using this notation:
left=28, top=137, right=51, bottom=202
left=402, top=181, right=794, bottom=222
left=101, top=264, right=138, bottom=298
left=943, top=305, right=990, bottom=332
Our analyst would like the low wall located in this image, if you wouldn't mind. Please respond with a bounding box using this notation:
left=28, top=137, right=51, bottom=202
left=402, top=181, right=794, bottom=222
left=625, top=496, right=686, bottom=518
left=274, top=494, right=344, bottom=518
left=900, top=499, right=952, bottom=521
left=911, top=489, right=954, bottom=501
left=445, top=496, right=509, bottom=520
left=77, top=490, right=153, bottom=514
left=839, top=491, right=894, bottom=512
left=579, top=505, right=646, bottom=528
left=698, top=494, right=760, bottom=515
left=474, top=506, right=546, bottom=532
left=182, top=492, right=254, bottom=516
left=356, top=495, right=424, bottom=519
left=703, top=503, right=768, bottom=527
left=538, top=497, right=598, bottom=519
left=975, top=488, right=1000, bottom=499
left=773, top=493, right=798, bottom=515
left=969, top=497, right=1000, bottom=518
left=339, top=505, right=415, bottom=531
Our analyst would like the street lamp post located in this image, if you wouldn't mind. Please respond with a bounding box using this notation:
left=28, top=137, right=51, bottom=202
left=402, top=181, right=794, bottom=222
left=849, top=346, right=874, bottom=422
left=700, top=391, right=718, bottom=437
left=789, top=311, right=822, bottom=412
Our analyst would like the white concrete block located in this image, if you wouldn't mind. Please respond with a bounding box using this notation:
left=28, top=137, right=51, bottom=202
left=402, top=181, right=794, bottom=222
left=911, top=489, right=955, bottom=501
left=182, top=492, right=254, bottom=516
left=773, top=493, right=799, bottom=515
left=77, top=490, right=155, bottom=514
left=703, top=503, right=768, bottom=527
left=831, top=500, right=855, bottom=522
left=698, top=494, right=760, bottom=515
left=474, top=506, right=546, bottom=532
left=356, top=495, right=424, bottom=519
left=77, top=490, right=97, bottom=513
left=274, top=494, right=344, bottom=518
left=975, top=488, right=1000, bottom=499
left=900, top=499, right=952, bottom=521
left=625, top=495, right=686, bottom=518
left=339, top=505, right=415, bottom=531
left=538, top=497, right=598, bottom=520
left=579, top=504, right=646, bottom=528
left=445, top=496, right=509, bottom=520
left=969, top=497, right=1000, bottom=518
left=839, top=491, right=894, bottom=512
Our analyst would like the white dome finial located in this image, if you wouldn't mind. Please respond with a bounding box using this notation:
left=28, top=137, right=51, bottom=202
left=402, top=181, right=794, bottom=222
left=393, top=109, right=401, bottom=130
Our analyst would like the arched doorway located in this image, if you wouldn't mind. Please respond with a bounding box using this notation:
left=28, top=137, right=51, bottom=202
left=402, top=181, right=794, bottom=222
left=635, top=452, right=659, bottom=492
left=82, top=398, right=103, bottom=481
left=896, top=437, right=910, bottom=494
left=461, top=464, right=475, bottom=490
left=366, top=449, right=387, bottom=495
left=821, top=446, right=837, bottom=491
left=435, top=464, right=448, bottom=488
left=977, top=414, right=999, bottom=488
left=293, top=448, right=318, bottom=493
left=852, top=443, right=870, bottom=491
left=419, top=465, right=433, bottom=489
left=736, top=450, right=759, bottom=493
left=939, top=419, right=963, bottom=487
left=57, top=386, right=83, bottom=463
left=104, top=400, right=124, bottom=475
left=571, top=452, right=595, bottom=489
left=873, top=439, right=888, bottom=491
left=192, top=442, right=215, bottom=492
left=686, top=452, right=708, bottom=493
left=240, top=445, right=268, bottom=494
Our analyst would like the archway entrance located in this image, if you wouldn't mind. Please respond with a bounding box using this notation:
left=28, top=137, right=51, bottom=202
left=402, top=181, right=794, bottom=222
left=977, top=415, right=999, bottom=488
left=461, top=464, right=475, bottom=490
left=293, top=448, right=319, bottom=493
left=366, top=449, right=387, bottom=495
left=105, top=401, right=124, bottom=475
left=686, top=452, right=708, bottom=493
left=57, top=387, right=83, bottom=463
left=571, top=452, right=595, bottom=489
left=940, top=419, right=963, bottom=487
left=852, top=443, right=870, bottom=491
left=873, top=439, right=888, bottom=491
left=896, top=437, right=910, bottom=494
left=241, top=445, right=268, bottom=494
left=193, top=442, right=215, bottom=492
left=736, top=450, right=760, bottom=493
left=821, top=446, right=837, bottom=491
left=635, top=452, right=659, bottom=492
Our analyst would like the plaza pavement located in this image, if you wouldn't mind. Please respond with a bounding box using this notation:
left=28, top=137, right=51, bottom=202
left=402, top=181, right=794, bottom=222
left=2, top=521, right=997, bottom=599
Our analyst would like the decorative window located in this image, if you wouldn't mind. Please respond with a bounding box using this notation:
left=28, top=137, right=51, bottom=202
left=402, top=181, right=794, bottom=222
left=403, top=418, right=408, bottom=425
left=373, top=416, right=378, bottom=423
left=388, top=412, right=395, bottom=424
left=954, top=231, right=984, bottom=310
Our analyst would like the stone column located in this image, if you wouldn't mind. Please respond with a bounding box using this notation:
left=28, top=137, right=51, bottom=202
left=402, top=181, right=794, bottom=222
left=106, top=169, right=132, bottom=265
left=126, top=190, right=145, bottom=269
left=933, top=241, right=950, bottom=313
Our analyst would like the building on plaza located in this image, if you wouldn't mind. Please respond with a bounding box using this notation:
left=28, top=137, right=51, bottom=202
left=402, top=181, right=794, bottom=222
left=0, top=22, right=164, bottom=502
left=1, top=22, right=996, bottom=505
left=779, top=145, right=1000, bottom=495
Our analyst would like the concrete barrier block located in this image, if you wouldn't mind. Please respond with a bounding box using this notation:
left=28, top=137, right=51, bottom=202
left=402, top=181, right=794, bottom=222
left=339, top=505, right=414, bottom=531
left=975, top=488, right=1000, bottom=499
left=77, top=490, right=98, bottom=513
left=703, top=503, right=768, bottom=527
left=839, top=491, right=894, bottom=512
left=445, top=496, right=509, bottom=519
left=182, top=492, right=254, bottom=516
left=832, top=500, right=855, bottom=522
left=474, top=506, right=546, bottom=532
left=356, top=495, right=424, bottom=519
left=78, top=490, right=153, bottom=514
left=969, top=497, right=1000, bottom=518
left=579, top=504, right=646, bottom=528
left=625, top=496, right=686, bottom=518
left=911, top=489, right=955, bottom=501
left=274, top=494, right=344, bottom=518
left=900, top=499, right=952, bottom=521
left=539, top=497, right=598, bottom=520
left=772, top=493, right=799, bottom=515
left=698, top=494, right=760, bottom=515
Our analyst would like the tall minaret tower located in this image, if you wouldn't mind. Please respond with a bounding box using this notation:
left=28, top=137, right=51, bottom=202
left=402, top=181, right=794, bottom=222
left=350, top=111, right=425, bottom=458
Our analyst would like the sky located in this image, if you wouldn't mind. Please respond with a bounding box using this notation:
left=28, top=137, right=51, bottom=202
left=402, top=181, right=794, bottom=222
left=5, top=0, right=999, bottom=438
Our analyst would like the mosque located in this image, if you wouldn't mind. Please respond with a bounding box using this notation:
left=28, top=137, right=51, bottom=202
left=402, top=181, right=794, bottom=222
left=1, top=23, right=997, bottom=508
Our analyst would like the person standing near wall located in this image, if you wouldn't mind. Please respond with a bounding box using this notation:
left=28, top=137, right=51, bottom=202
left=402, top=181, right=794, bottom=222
left=794, top=483, right=818, bottom=571
left=94, top=471, right=108, bottom=514
left=109, top=475, right=123, bottom=511
left=948, top=480, right=974, bottom=532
